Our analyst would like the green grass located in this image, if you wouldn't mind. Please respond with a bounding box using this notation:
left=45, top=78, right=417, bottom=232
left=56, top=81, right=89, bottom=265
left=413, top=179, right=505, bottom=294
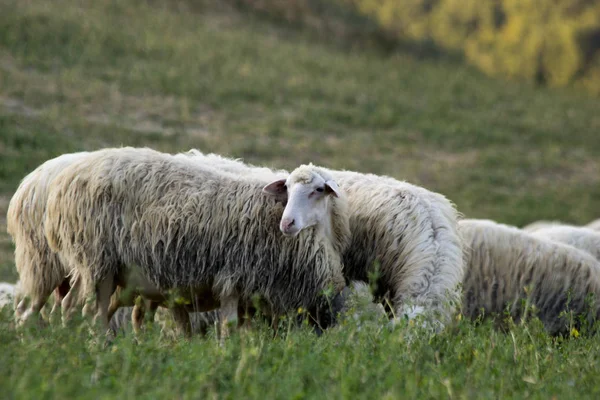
left=3, top=309, right=600, bottom=399
left=4, top=308, right=600, bottom=399
left=1, top=0, right=600, bottom=397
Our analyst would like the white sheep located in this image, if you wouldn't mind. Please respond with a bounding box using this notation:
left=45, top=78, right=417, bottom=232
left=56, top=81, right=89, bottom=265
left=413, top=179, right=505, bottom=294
left=181, top=150, right=464, bottom=328
left=7, top=152, right=90, bottom=324
left=527, top=225, right=600, bottom=262
left=522, top=220, right=564, bottom=232
left=7, top=150, right=222, bottom=330
left=459, top=219, right=600, bottom=335
left=7, top=151, right=150, bottom=327
left=328, top=170, right=464, bottom=328
left=44, top=147, right=350, bottom=337
left=586, top=219, right=600, bottom=231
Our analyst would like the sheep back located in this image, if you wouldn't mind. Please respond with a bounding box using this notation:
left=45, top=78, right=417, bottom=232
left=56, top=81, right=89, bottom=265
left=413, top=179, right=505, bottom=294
left=586, top=218, right=600, bottom=231
left=529, top=225, right=600, bottom=262
left=460, top=219, right=600, bottom=335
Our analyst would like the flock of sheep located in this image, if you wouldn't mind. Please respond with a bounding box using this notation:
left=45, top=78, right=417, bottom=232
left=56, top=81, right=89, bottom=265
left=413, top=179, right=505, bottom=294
left=4, top=146, right=600, bottom=341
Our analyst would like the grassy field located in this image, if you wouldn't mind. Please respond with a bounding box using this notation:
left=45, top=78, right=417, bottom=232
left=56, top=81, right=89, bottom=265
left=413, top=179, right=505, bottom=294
left=2, top=0, right=600, bottom=398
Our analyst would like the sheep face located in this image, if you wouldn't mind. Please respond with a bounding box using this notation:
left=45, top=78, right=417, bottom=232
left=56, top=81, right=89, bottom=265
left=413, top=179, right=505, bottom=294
left=263, top=165, right=340, bottom=237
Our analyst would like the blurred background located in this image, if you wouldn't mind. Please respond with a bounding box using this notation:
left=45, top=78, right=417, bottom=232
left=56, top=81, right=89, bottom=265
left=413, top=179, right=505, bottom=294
left=1, top=0, right=599, bottom=282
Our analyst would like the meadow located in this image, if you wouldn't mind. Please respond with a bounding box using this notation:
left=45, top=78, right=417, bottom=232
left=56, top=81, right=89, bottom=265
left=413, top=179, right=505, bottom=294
left=1, top=0, right=600, bottom=398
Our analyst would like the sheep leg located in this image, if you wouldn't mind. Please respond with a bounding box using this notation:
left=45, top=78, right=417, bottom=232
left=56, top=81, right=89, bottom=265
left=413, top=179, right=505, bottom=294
left=131, top=299, right=146, bottom=335
left=238, top=305, right=254, bottom=330
left=219, top=294, right=239, bottom=345
left=51, top=279, right=72, bottom=322
left=61, top=276, right=81, bottom=326
left=49, top=290, right=62, bottom=320
left=147, top=301, right=159, bottom=322
left=14, top=298, right=28, bottom=321
left=92, top=275, right=115, bottom=334
left=19, top=299, right=48, bottom=325
left=18, top=291, right=51, bottom=327
left=145, top=301, right=159, bottom=331
left=169, top=306, right=192, bottom=338
left=82, top=302, right=94, bottom=319
left=107, top=287, right=124, bottom=322
left=271, top=313, right=280, bottom=338
left=132, top=300, right=159, bottom=334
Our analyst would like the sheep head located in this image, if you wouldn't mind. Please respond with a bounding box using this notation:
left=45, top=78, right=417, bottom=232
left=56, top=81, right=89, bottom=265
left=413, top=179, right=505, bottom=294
left=263, top=164, right=340, bottom=237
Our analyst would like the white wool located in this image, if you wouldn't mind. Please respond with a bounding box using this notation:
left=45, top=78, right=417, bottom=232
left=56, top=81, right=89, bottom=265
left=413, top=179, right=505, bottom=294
left=460, top=218, right=600, bottom=335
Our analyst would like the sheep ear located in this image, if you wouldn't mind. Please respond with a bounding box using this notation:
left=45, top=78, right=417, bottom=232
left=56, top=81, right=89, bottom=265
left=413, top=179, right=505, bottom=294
left=324, top=180, right=340, bottom=198
left=263, top=179, right=288, bottom=202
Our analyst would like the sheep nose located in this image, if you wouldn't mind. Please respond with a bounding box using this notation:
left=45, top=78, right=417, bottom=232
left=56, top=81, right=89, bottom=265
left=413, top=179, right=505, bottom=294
left=282, top=218, right=295, bottom=229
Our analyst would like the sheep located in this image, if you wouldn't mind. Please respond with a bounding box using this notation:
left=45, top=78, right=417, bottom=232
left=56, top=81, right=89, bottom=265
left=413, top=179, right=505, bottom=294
left=527, top=225, right=600, bottom=262
left=181, top=150, right=464, bottom=328
left=326, top=170, right=464, bottom=329
left=586, top=219, right=600, bottom=231
left=44, top=147, right=350, bottom=337
left=7, top=151, right=148, bottom=327
left=0, top=282, right=16, bottom=309
left=7, top=152, right=90, bottom=324
left=522, top=220, right=564, bottom=232
left=6, top=149, right=220, bottom=329
left=459, top=219, right=600, bottom=335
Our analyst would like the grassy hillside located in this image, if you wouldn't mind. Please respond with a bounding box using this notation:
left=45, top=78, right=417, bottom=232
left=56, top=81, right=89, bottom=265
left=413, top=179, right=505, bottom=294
left=1, top=0, right=600, bottom=398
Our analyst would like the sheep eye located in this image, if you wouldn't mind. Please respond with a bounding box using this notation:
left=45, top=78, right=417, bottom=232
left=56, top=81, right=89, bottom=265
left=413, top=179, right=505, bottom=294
left=316, top=187, right=324, bottom=193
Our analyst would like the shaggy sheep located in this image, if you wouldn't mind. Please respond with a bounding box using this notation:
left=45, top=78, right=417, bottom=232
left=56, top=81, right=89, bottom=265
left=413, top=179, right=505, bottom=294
left=7, top=151, right=147, bottom=326
left=7, top=152, right=90, bottom=323
left=6, top=149, right=225, bottom=329
left=522, top=220, right=564, bottom=232
left=182, top=150, right=464, bottom=328
left=459, top=219, right=600, bottom=335
left=586, top=219, right=600, bottom=231
left=527, top=225, right=600, bottom=262
left=44, top=147, right=350, bottom=336
left=328, top=170, right=464, bottom=328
